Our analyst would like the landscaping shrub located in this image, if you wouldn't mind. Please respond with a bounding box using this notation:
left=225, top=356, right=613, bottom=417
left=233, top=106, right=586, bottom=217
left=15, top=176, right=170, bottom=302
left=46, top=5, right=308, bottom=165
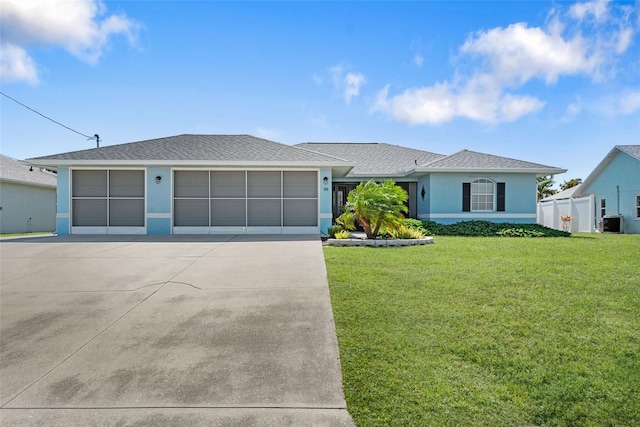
left=327, top=224, right=343, bottom=238
left=334, top=230, right=351, bottom=239
left=389, top=225, right=425, bottom=239
left=403, top=218, right=428, bottom=234
left=421, top=220, right=570, bottom=237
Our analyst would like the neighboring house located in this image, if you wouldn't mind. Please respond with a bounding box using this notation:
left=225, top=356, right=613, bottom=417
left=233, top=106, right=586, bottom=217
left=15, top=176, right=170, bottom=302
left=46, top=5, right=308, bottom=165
left=0, top=154, right=57, bottom=234
left=572, top=145, right=640, bottom=234
left=296, top=142, right=565, bottom=225
left=29, top=134, right=566, bottom=236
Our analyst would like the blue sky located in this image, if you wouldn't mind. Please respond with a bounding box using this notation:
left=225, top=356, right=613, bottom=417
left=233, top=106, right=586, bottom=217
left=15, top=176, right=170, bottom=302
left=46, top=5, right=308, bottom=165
left=1, top=0, right=639, bottom=185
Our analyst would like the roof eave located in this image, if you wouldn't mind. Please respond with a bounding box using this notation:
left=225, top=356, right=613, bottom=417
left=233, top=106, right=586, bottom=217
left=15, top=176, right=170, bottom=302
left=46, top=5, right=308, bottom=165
left=574, top=146, right=631, bottom=197
left=0, top=178, right=56, bottom=189
left=414, top=167, right=567, bottom=175
left=28, top=159, right=355, bottom=177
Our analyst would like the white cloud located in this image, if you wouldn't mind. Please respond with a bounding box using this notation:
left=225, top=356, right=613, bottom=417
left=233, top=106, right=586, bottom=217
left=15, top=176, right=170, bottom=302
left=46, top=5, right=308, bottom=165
left=618, top=89, right=640, bottom=114
left=326, top=63, right=366, bottom=105
left=562, top=100, right=583, bottom=122
left=329, top=63, right=346, bottom=87
left=344, top=72, right=366, bottom=104
left=0, top=0, right=138, bottom=84
left=0, top=42, right=38, bottom=84
left=569, top=0, right=610, bottom=22
left=373, top=1, right=638, bottom=125
left=374, top=76, right=544, bottom=125
left=413, top=54, right=424, bottom=68
left=498, top=94, right=546, bottom=122
left=615, top=26, right=634, bottom=53
left=461, top=22, right=600, bottom=84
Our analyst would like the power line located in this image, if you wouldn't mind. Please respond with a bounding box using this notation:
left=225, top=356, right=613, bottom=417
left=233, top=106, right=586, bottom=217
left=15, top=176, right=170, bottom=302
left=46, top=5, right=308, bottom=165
left=0, top=91, right=100, bottom=147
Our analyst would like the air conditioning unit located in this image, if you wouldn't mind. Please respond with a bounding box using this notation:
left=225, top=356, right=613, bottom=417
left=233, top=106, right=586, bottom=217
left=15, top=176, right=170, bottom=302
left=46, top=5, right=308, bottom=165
left=602, top=215, right=624, bottom=233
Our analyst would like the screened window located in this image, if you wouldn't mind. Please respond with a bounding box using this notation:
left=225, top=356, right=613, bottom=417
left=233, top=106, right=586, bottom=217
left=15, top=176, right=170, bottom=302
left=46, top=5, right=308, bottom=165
left=471, top=179, right=495, bottom=211
left=600, top=198, right=606, bottom=218
left=635, top=195, right=640, bottom=219
left=173, top=170, right=318, bottom=229
left=72, top=170, right=144, bottom=227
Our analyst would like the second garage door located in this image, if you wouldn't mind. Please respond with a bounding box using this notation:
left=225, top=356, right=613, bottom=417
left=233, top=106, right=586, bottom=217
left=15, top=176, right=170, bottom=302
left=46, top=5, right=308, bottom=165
left=173, top=170, right=318, bottom=234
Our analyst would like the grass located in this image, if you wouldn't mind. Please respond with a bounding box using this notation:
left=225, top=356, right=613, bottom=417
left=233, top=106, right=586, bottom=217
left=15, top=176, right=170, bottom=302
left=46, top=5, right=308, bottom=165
left=324, top=234, right=640, bottom=426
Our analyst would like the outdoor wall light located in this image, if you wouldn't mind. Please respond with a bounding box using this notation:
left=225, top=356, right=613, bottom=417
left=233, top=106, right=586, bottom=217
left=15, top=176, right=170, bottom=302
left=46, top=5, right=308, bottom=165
left=421, top=185, right=426, bottom=200
left=155, top=175, right=162, bottom=184
left=323, top=176, right=329, bottom=185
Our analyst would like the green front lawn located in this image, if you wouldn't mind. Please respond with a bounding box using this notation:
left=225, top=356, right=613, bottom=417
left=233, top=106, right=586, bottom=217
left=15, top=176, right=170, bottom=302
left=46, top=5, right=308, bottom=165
left=324, top=234, right=640, bottom=426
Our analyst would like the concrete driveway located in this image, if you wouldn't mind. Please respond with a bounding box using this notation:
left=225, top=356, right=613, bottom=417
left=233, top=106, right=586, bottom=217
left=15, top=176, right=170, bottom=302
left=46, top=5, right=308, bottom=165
left=0, top=235, right=354, bottom=426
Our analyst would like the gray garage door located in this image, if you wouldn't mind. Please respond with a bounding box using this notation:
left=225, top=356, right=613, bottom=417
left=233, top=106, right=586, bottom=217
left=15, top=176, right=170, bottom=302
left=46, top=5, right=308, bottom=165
left=71, top=170, right=145, bottom=233
left=173, top=170, right=318, bottom=233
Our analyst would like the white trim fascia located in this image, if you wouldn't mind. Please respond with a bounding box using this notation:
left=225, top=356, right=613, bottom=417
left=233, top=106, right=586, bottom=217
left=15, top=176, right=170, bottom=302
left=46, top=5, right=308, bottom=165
left=70, top=226, right=107, bottom=234
left=282, top=226, right=319, bottom=234
left=414, top=167, right=567, bottom=175
left=343, top=173, right=413, bottom=179
left=29, top=159, right=353, bottom=168
left=210, top=227, right=248, bottom=234
left=573, top=146, right=638, bottom=197
left=147, top=213, right=171, bottom=219
left=421, top=213, right=537, bottom=219
left=173, top=226, right=210, bottom=234
left=107, top=227, right=146, bottom=235
left=0, top=178, right=56, bottom=189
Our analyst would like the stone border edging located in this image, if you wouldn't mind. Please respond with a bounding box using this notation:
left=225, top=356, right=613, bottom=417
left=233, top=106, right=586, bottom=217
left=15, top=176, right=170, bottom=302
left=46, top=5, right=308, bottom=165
left=326, top=237, right=434, bottom=247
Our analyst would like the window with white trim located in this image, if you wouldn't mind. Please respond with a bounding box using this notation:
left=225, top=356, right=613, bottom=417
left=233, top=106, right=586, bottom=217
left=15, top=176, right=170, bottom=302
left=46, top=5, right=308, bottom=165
left=600, top=198, right=606, bottom=218
left=471, top=178, right=495, bottom=211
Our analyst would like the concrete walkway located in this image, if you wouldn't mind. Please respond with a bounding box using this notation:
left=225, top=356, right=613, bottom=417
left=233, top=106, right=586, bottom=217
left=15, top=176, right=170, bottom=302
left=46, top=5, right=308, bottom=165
left=0, top=235, right=354, bottom=426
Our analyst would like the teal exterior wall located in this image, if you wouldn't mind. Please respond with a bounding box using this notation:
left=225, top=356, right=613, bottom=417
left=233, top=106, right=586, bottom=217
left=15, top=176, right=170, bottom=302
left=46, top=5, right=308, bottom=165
left=146, top=167, right=172, bottom=235
left=319, top=168, right=332, bottom=234
left=417, top=175, right=430, bottom=219
left=424, top=173, right=537, bottom=224
left=55, top=167, right=70, bottom=235
left=580, top=150, right=640, bottom=234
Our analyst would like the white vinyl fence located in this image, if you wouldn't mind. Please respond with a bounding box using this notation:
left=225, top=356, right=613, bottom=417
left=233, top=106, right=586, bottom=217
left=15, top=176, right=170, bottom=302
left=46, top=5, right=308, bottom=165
left=537, top=194, right=595, bottom=233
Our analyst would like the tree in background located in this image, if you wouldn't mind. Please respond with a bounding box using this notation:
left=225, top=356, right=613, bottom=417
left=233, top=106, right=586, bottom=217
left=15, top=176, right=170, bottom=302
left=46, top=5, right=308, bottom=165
left=337, top=180, right=408, bottom=239
left=537, top=176, right=557, bottom=201
left=560, top=178, right=582, bottom=191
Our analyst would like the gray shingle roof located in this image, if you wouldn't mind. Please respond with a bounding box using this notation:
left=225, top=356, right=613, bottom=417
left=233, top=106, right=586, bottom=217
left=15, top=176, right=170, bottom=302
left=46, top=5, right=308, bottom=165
left=420, top=149, right=564, bottom=172
left=295, top=143, right=445, bottom=176
left=0, top=155, right=56, bottom=187
left=30, top=134, right=347, bottom=163
left=617, top=145, right=640, bottom=161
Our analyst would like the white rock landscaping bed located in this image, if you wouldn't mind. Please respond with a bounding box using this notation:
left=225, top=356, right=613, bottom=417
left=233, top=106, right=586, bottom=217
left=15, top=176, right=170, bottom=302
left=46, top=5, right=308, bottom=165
left=326, top=237, right=434, bottom=247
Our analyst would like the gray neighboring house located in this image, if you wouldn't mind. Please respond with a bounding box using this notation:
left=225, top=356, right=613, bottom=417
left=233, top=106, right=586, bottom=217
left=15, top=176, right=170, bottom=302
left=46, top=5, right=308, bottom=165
left=0, top=154, right=57, bottom=234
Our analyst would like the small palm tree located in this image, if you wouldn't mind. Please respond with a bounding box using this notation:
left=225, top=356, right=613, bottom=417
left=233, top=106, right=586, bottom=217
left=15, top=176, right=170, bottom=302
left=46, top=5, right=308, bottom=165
left=560, top=178, right=582, bottom=191
left=537, top=176, right=556, bottom=201
left=337, top=180, right=408, bottom=239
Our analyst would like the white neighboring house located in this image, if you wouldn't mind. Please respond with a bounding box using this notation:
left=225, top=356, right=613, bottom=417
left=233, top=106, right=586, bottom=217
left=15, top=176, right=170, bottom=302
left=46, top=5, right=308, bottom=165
left=0, top=155, right=57, bottom=234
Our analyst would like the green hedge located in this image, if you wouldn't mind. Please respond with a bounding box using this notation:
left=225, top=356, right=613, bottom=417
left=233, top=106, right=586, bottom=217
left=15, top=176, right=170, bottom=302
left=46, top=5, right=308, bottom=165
left=421, top=220, right=570, bottom=237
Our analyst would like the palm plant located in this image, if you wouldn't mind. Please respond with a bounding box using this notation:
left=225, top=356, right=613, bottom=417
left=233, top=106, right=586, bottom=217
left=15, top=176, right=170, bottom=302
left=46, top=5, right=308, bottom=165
left=336, top=180, right=408, bottom=239
left=537, top=176, right=556, bottom=201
